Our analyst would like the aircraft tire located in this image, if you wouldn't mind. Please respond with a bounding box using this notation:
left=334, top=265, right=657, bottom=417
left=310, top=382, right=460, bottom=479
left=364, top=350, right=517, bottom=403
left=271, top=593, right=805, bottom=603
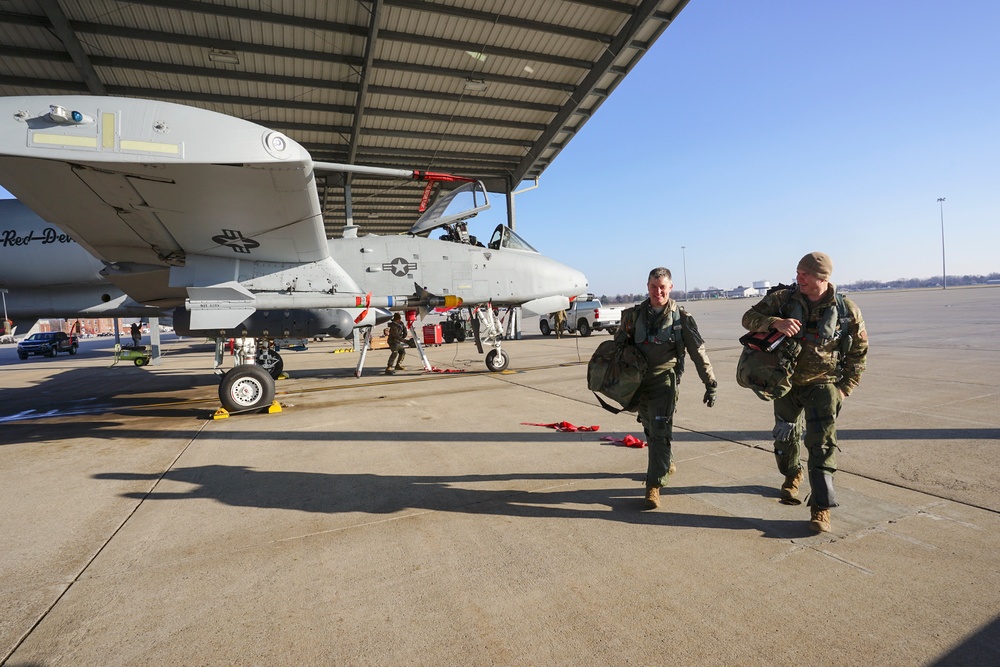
left=219, top=365, right=275, bottom=412
left=578, top=319, right=592, bottom=337
left=539, top=320, right=551, bottom=336
left=485, top=349, right=509, bottom=372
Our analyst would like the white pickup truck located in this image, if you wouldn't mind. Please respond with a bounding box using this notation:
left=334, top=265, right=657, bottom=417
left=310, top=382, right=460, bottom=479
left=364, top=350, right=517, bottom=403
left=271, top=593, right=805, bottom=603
left=539, top=298, right=622, bottom=337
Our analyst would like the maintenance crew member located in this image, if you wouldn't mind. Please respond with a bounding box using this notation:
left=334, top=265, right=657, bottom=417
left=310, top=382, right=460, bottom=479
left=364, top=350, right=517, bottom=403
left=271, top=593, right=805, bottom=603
left=554, top=309, right=567, bottom=339
left=130, top=322, right=141, bottom=347
left=385, top=313, right=408, bottom=375
left=741, top=252, right=868, bottom=533
left=615, top=267, right=718, bottom=510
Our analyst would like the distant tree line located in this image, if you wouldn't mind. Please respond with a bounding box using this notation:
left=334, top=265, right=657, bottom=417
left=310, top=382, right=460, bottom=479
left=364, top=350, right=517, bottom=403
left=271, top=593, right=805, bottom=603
left=840, top=273, right=1000, bottom=291
left=598, top=273, right=1000, bottom=304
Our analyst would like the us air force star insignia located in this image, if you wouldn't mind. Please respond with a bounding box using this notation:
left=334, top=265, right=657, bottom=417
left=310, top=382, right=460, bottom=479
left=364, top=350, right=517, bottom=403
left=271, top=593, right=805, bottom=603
left=212, top=229, right=261, bottom=254
left=383, top=257, right=417, bottom=277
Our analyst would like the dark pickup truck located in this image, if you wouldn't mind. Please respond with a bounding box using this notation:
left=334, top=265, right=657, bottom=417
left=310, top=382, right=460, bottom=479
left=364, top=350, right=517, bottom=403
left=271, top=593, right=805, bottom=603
left=17, top=331, right=79, bottom=359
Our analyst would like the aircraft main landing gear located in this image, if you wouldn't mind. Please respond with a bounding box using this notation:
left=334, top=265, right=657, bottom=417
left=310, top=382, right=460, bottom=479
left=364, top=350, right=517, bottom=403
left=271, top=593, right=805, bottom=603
left=218, top=364, right=276, bottom=413
left=213, top=336, right=280, bottom=414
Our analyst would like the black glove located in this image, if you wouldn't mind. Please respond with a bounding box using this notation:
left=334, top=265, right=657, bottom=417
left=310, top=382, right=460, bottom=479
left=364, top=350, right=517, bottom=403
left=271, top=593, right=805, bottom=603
left=703, top=381, right=717, bottom=408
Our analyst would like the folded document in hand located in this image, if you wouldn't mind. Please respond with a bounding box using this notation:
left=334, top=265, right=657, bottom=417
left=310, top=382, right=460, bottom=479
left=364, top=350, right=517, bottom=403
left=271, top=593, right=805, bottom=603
left=739, top=330, right=786, bottom=352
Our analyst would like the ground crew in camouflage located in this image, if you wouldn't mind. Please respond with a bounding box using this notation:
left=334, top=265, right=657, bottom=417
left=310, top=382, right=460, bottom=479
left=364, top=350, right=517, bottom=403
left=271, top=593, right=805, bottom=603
left=742, top=252, right=868, bottom=532
left=615, top=267, right=718, bottom=510
left=385, top=313, right=408, bottom=375
left=554, top=309, right=567, bottom=339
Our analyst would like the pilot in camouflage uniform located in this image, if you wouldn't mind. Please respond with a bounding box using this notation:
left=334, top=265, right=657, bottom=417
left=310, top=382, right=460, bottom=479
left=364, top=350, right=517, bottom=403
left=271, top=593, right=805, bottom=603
left=615, top=267, right=718, bottom=510
left=742, top=252, right=868, bottom=533
left=385, top=313, right=408, bottom=375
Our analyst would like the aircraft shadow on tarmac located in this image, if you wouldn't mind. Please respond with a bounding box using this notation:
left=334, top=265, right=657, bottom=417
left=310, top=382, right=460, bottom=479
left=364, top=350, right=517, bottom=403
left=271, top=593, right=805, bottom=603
left=93, top=465, right=818, bottom=539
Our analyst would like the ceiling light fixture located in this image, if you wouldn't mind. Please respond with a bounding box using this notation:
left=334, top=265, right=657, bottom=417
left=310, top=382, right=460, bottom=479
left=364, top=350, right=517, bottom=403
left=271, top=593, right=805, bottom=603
left=208, top=49, right=240, bottom=65
left=464, top=78, right=488, bottom=92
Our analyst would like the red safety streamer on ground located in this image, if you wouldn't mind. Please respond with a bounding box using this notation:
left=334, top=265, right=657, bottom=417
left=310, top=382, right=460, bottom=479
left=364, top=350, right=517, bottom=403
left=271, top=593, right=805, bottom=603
left=520, top=421, right=600, bottom=432
left=600, top=435, right=647, bottom=448
left=426, top=367, right=466, bottom=373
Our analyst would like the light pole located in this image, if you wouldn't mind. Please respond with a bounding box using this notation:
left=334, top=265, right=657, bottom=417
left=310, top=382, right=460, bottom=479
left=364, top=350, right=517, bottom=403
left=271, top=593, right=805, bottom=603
left=681, top=246, right=688, bottom=301
left=937, top=197, right=946, bottom=289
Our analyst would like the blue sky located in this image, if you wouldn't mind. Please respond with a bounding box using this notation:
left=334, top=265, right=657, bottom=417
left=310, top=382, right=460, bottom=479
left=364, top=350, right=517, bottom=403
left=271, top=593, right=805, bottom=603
left=3, top=1, right=997, bottom=297
left=481, top=0, right=1000, bottom=295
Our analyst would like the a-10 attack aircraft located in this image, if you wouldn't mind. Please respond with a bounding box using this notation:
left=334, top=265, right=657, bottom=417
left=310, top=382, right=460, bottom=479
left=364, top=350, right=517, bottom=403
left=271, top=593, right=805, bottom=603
left=0, top=95, right=588, bottom=412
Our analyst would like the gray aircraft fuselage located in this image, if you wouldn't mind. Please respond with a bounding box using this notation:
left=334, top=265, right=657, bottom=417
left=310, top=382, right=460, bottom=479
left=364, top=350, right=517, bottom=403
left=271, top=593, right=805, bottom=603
left=0, top=198, right=588, bottom=335
left=329, top=229, right=587, bottom=308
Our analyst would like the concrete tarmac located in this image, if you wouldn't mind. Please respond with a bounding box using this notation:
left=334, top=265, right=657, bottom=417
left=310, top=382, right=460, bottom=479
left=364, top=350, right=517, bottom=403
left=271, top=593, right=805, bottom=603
left=1, top=287, right=998, bottom=666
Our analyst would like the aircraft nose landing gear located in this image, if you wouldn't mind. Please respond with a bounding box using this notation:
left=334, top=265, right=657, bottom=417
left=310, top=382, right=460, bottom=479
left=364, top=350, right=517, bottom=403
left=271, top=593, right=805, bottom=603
left=474, top=304, right=511, bottom=372
left=485, top=348, right=509, bottom=372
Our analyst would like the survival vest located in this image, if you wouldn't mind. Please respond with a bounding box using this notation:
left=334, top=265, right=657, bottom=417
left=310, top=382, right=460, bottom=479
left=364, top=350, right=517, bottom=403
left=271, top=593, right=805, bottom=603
left=736, top=286, right=852, bottom=401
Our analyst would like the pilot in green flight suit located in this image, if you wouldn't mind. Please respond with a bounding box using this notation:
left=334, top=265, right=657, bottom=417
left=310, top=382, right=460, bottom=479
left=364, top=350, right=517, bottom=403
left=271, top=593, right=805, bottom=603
left=615, top=267, right=718, bottom=510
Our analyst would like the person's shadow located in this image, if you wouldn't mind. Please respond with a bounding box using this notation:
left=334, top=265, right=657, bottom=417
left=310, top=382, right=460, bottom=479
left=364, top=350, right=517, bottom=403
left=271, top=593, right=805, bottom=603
left=95, top=466, right=814, bottom=539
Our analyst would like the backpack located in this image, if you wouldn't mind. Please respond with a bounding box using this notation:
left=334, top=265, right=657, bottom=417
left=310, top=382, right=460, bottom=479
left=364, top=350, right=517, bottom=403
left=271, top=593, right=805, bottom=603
left=736, top=331, right=802, bottom=401
left=587, top=339, right=647, bottom=414
left=736, top=287, right=851, bottom=401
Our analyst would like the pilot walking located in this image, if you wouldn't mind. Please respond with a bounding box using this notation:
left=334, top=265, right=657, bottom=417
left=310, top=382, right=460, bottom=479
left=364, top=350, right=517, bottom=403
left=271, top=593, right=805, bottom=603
left=615, top=267, right=718, bottom=510
left=385, top=313, right=408, bottom=375
left=741, top=252, right=868, bottom=533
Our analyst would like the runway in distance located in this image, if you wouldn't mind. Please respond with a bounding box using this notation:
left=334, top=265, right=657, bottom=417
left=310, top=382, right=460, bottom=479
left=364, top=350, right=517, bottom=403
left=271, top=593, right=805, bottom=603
left=0, top=95, right=589, bottom=411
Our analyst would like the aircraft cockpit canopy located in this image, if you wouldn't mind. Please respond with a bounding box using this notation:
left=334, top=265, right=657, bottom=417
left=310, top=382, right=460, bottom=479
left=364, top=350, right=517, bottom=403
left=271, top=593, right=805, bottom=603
left=408, top=180, right=490, bottom=236
left=488, top=225, right=537, bottom=252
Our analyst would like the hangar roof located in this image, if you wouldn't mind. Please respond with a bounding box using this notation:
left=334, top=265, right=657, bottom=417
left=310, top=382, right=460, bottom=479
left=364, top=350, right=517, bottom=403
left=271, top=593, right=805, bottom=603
left=0, top=0, right=690, bottom=237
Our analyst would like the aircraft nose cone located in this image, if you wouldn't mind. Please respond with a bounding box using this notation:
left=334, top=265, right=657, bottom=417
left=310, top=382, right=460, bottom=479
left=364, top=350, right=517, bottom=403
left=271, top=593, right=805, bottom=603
left=570, top=267, right=589, bottom=294
left=552, top=263, right=588, bottom=297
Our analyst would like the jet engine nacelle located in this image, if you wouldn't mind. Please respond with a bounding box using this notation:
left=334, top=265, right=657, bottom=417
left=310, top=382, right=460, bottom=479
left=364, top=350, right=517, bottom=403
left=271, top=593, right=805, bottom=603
left=172, top=307, right=356, bottom=339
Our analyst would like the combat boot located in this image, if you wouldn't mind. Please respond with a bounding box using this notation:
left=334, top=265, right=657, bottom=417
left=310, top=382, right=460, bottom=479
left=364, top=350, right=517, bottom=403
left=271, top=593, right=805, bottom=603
left=780, top=468, right=804, bottom=502
left=809, top=508, right=831, bottom=533
left=384, top=367, right=395, bottom=375
left=395, top=364, right=406, bottom=370
left=644, top=485, right=661, bottom=510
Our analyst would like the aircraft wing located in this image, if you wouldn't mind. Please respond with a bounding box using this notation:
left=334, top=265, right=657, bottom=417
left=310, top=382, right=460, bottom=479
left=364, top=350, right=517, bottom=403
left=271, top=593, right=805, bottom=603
left=0, top=96, right=330, bottom=270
